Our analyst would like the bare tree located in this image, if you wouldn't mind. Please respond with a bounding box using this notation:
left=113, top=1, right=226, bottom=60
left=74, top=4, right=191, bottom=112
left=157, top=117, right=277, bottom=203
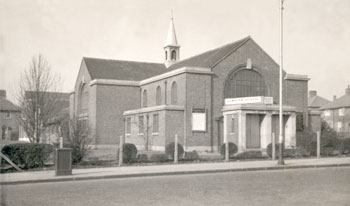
left=15, top=54, right=63, bottom=143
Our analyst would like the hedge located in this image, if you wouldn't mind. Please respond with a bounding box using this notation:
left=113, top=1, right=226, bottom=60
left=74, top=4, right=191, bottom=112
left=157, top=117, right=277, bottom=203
left=165, top=142, right=184, bottom=159
left=267, top=143, right=310, bottom=158
left=220, top=142, right=238, bottom=157
left=1, top=143, right=53, bottom=169
left=183, top=151, right=200, bottom=161
left=235, top=151, right=263, bottom=159
left=149, top=153, right=168, bottom=162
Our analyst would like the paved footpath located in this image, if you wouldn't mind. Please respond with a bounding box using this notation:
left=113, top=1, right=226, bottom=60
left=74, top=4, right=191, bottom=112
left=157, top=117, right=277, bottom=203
left=1, top=157, right=350, bottom=185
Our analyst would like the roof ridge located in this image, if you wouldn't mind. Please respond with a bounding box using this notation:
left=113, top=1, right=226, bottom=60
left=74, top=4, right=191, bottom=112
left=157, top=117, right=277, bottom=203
left=170, top=36, right=251, bottom=68
left=83, top=57, right=164, bottom=65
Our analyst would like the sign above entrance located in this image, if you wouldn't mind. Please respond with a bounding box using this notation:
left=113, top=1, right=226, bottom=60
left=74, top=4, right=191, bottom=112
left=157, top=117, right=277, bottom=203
left=225, top=96, right=273, bottom=105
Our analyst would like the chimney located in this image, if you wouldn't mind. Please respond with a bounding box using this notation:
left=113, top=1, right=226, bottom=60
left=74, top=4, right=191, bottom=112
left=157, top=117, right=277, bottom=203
left=309, top=90, right=317, bottom=98
left=346, top=85, right=350, bottom=96
left=0, top=90, right=6, bottom=98
left=333, top=95, right=337, bottom=101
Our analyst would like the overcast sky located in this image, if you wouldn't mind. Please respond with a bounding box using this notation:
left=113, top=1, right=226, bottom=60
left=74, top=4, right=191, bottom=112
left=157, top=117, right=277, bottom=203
left=0, top=0, right=349, bottom=101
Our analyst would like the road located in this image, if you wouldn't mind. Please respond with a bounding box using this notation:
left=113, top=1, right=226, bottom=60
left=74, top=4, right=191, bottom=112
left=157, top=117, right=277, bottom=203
left=1, top=167, right=350, bottom=206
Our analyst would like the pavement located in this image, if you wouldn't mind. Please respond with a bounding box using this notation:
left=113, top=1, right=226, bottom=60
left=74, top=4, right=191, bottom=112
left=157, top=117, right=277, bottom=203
left=1, top=157, right=350, bottom=185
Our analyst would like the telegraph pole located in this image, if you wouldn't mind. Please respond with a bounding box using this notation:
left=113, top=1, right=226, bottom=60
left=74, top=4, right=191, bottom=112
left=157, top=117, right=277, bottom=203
left=278, top=0, right=285, bottom=165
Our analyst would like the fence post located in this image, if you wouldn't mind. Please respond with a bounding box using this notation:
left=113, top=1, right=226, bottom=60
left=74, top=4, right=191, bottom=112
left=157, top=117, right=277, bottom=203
left=272, top=132, right=276, bottom=160
left=317, top=131, right=321, bottom=158
left=225, top=141, right=229, bottom=162
left=118, top=135, right=124, bottom=166
left=174, top=134, right=178, bottom=164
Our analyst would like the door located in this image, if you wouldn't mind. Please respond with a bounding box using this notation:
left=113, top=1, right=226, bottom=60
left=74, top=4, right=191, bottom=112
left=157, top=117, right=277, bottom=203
left=246, top=114, right=261, bottom=148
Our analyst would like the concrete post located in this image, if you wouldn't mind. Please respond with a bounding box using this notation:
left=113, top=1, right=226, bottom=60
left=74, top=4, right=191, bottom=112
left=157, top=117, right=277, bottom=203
left=225, top=141, right=229, bottom=162
left=174, top=134, right=178, bottom=164
left=317, top=131, right=321, bottom=158
left=272, top=132, right=276, bottom=160
left=118, top=135, right=124, bottom=167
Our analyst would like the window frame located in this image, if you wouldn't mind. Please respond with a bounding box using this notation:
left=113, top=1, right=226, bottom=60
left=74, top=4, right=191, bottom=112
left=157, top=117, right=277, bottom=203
left=152, top=114, right=159, bottom=134
left=138, top=115, right=144, bottom=135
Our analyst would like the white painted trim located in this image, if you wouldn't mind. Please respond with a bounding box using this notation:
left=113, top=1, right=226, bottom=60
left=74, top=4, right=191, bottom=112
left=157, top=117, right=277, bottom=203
left=89, top=79, right=140, bottom=87
left=284, top=74, right=309, bottom=81
left=139, top=67, right=213, bottom=85
left=222, top=104, right=296, bottom=113
left=123, top=105, right=185, bottom=115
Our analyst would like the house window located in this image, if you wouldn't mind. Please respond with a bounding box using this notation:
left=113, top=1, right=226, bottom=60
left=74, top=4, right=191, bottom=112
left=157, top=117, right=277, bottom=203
left=142, top=90, right=148, bottom=108
left=6, top=112, right=11, bottom=118
left=153, top=114, right=159, bottom=133
left=126, top=118, right=131, bottom=135
left=156, top=86, right=162, bottom=105
left=138, top=115, right=144, bottom=134
left=171, top=81, right=177, bottom=104
left=324, top=110, right=331, bottom=117
left=339, top=108, right=345, bottom=116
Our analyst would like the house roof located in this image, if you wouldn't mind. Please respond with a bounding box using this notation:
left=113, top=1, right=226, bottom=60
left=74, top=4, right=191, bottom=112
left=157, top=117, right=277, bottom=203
left=320, top=95, right=350, bottom=110
left=25, top=91, right=70, bottom=110
left=0, top=97, right=20, bottom=112
left=168, top=36, right=251, bottom=70
left=83, top=36, right=252, bottom=81
left=308, top=95, right=330, bottom=108
left=84, top=58, right=167, bottom=81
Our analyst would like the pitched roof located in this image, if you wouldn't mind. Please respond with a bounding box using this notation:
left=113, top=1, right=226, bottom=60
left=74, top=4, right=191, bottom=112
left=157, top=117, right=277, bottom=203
left=0, top=98, right=20, bottom=112
left=168, top=36, right=251, bottom=70
left=25, top=91, right=70, bottom=110
left=320, top=95, right=350, bottom=110
left=308, top=95, right=330, bottom=108
left=84, top=57, right=166, bottom=81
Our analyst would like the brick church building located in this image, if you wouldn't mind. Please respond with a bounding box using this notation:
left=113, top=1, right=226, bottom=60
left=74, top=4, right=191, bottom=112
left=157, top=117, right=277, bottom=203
left=70, top=18, right=311, bottom=153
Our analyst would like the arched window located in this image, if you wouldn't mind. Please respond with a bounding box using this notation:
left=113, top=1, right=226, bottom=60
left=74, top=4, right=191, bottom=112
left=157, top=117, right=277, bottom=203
left=156, top=86, right=162, bottom=105
left=171, top=82, right=177, bottom=104
left=79, top=84, right=89, bottom=114
left=143, top=90, right=148, bottom=108
left=224, top=69, right=267, bottom=98
left=171, top=50, right=176, bottom=60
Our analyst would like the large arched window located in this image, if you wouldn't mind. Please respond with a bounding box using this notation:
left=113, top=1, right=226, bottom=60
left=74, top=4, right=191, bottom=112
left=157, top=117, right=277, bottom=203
left=79, top=84, right=89, bottom=114
left=224, top=69, right=267, bottom=98
left=156, top=86, right=162, bottom=105
left=143, top=90, right=148, bottom=108
left=171, top=82, right=178, bottom=104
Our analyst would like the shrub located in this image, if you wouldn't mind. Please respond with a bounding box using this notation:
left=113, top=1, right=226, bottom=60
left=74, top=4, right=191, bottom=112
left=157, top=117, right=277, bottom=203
left=137, top=154, right=148, bottom=163
left=1, top=143, right=53, bottom=169
left=118, top=143, right=138, bottom=163
left=184, top=151, right=200, bottom=161
left=165, top=142, right=184, bottom=159
left=220, top=142, right=238, bottom=157
left=267, top=143, right=310, bottom=158
left=149, top=153, right=168, bottom=162
left=235, top=151, right=263, bottom=159
left=334, top=138, right=350, bottom=154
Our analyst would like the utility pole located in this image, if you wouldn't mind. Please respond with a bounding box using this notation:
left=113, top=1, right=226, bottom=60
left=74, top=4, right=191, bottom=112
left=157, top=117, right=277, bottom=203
left=278, top=0, right=285, bottom=165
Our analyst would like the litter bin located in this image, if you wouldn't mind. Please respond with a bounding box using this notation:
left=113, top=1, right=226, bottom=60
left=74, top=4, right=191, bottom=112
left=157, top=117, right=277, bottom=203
left=55, top=148, right=72, bottom=176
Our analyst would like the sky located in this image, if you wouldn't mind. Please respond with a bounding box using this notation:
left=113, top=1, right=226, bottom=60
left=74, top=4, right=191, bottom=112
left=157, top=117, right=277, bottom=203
left=0, top=0, right=349, bottom=101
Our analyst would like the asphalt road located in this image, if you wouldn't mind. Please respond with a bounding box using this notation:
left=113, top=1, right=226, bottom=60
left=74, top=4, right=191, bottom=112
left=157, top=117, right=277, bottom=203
left=1, top=167, right=350, bottom=206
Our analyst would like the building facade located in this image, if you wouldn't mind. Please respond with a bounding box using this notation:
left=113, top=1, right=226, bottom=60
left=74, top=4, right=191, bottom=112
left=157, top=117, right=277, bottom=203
left=0, top=90, right=21, bottom=141
left=320, top=86, right=350, bottom=138
left=70, top=19, right=310, bottom=153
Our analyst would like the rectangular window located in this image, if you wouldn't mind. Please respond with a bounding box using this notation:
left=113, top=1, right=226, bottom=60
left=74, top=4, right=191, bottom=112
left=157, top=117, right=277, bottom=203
left=138, top=115, right=144, bottom=134
left=337, top=122, right=343, bottom=131
left=6, top=112, right=11, bottom=118
left=324, top=110, right=331, bottom=117
left=126, top=118, right=131, bottom=135
left=192, top=109, right=206, bottom=132
left=153, top=114, right=159, bottom=133
left=230, top=116, right=235, bottom=134
left=339, top=108, right=345, bottom=116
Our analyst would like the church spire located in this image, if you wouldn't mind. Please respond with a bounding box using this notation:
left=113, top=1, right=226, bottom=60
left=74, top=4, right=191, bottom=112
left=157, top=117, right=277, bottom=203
left=164, top=14, right=180, bottom=68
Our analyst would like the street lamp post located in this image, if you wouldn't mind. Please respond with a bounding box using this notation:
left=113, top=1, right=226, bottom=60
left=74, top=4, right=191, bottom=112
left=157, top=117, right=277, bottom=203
left=278, top=0, right=285, bottom=165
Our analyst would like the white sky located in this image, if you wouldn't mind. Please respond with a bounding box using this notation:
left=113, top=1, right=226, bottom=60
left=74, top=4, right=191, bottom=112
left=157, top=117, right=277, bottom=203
left=0, top=0, right=349, bottom=101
